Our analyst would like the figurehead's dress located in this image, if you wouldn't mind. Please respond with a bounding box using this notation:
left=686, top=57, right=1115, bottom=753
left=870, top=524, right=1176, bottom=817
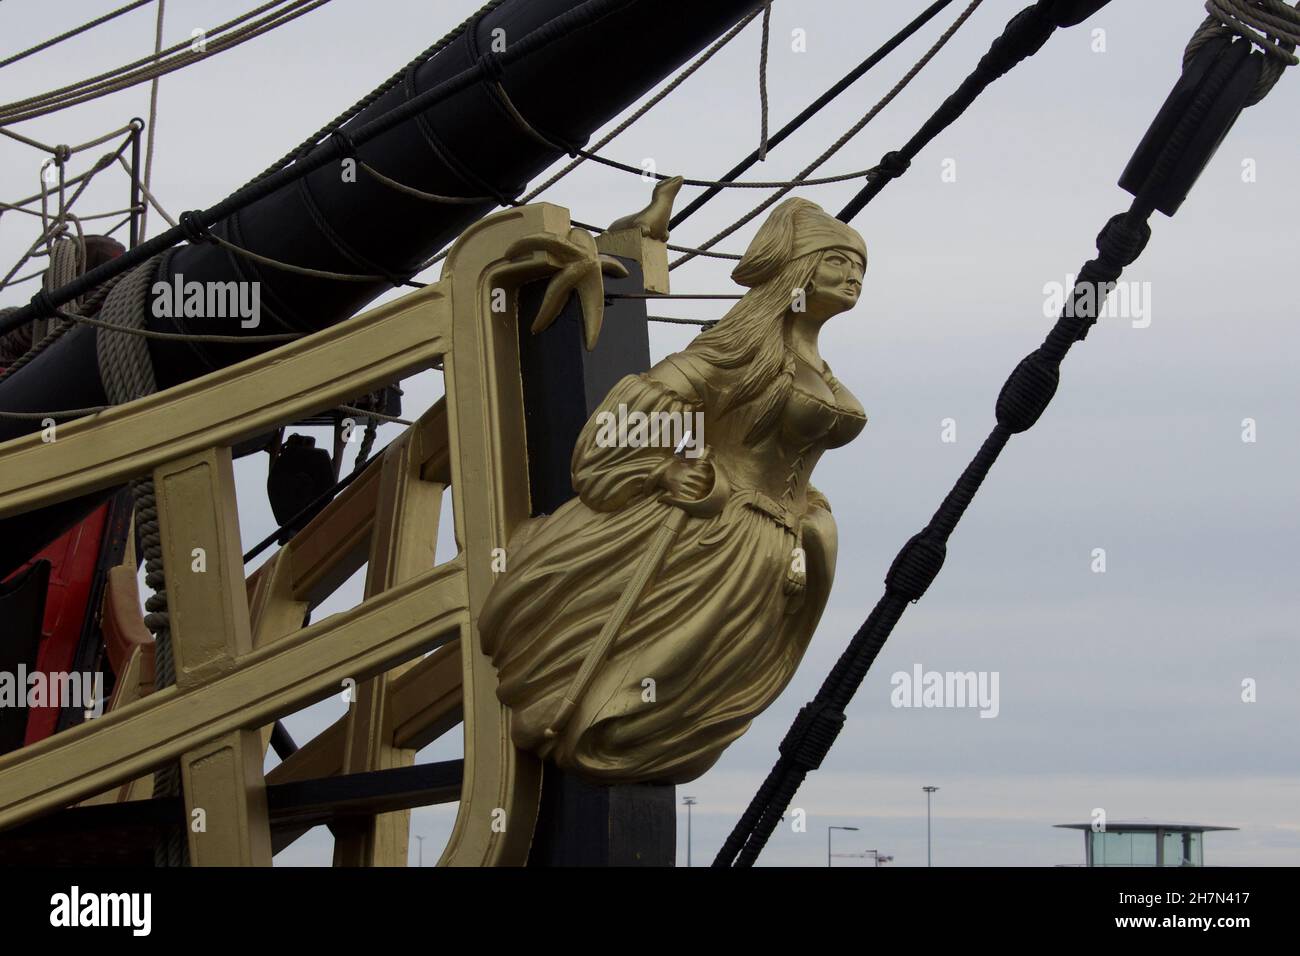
left=478, top=200, right=867, bottom=784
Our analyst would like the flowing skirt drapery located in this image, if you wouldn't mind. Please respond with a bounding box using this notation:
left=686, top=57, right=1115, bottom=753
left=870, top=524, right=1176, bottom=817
left=478, top=374, right=833, bottom=784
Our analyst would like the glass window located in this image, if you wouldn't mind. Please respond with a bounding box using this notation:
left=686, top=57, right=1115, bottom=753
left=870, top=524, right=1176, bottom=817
left=1162, top=831, right=1202, bottom=866
left=1089, top=830, right=1161, bottom=866
left=1102, top=831, right=1132, bottom=866
left=1131, top=831, right=1157, bottom=866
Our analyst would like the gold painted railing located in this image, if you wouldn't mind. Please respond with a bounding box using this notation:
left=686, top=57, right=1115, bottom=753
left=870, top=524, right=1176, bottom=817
left=0, top=202, right=632, bottom=866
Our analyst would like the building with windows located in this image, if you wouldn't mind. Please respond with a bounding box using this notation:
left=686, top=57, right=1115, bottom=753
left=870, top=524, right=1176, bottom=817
left=1055, top=820, right=1237, bottom=867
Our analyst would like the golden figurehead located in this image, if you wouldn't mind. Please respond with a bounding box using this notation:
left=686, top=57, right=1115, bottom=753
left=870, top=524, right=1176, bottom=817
left=479, top=197, right=867, bottom=784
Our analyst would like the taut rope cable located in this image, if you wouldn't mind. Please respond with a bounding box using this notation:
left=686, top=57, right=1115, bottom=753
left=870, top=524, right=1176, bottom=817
left=837, top=0, right=1122, bottom=222
left=488, top=79, right=897, bottom=190
left=757, top=2, right=773, bottom=161
left=140, top=0, right=166, bottom=241
left=117, top=153, right=177, bottom=228
left=717, top=4, right=1290, bottom=869
left=0, top=0, right=331, bottom=125
left=0, top=0, right=154, bottom=70
left=0, top=0, right=647, bottom=338
left=669, top=0, right=985, bottom=270
left=669, top=0, right=957, bottom=230
left=0, top=0, right=302, bottom=115
left=410, top=5, right=766, bottom=272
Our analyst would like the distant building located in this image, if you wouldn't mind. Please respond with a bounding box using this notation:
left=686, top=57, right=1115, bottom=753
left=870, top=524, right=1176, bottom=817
left=1054, top=820, right=1238, bottom=867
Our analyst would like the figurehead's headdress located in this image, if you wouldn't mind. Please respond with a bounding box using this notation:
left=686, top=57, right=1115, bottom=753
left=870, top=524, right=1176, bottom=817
left=730, top=198, right=867, bottom=288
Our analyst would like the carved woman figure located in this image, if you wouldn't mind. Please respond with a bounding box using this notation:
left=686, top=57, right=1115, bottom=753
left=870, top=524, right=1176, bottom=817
left=479, top=198, right=867, bottom=784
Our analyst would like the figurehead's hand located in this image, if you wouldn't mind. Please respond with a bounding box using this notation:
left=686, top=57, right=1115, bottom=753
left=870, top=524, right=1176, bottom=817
left=659, top=456, right=714, bottom=502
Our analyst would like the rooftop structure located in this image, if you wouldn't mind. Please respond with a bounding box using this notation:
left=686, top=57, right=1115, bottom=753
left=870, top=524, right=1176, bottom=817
left=1055, top=820, right=1238, bottom=867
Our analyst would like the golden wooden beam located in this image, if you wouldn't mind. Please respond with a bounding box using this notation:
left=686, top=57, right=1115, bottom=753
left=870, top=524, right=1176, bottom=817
left=153, top=447, right=272, bottom=865
left=334, top=425, right=444, bottom=866
left=0, top=284, right=448, bottom=520
left=0, top=559, right=466, bottom=830
left=265, top=641, right=464, bottom=787
left=436, top=205, right=581, bottom=866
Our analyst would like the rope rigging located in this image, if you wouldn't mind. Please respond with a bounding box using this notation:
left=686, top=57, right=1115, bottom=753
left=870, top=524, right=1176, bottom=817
left=0, top=0, right=155, bottom=71
left=1, top=0, right=962, bottom=328
left=667, top=0, right=958, bottom=231
left=715, top=0, right=1297, bottom=868
left=415, top=4, right=769, bottom=270
left=0, top=0, right=1294, bottom=873
left=0, top=0, right=752, bottom=339
left=0, top=124, right=142, bottom=295
left=669, top=0, right=985, bottom=271
left=139, top=0, right=166, bottom=241
left=243, top=0, right=513, bottom=186
left=0, top=0, right=334, bottom=126
left=415, top=0, right=971, bottom=268
left=836, top=0, right=1136, bottom=222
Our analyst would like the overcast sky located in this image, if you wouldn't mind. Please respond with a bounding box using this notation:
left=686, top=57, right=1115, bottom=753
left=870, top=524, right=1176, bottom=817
left=2, top=0, right=1296, bottom=867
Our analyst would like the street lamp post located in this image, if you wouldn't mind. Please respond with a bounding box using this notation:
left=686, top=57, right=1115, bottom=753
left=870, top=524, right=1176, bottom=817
left=416, top=834, right=424, bottom=867
left=683, top=796, right=697, bottom=867
left=922, top=786, right=939, bottom=867
left=827, top=825, right=859, bottom=867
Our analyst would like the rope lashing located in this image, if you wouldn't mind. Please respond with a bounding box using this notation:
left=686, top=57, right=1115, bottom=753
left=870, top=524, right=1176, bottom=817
left=718, top=20, right=1281, bottom=869
left=866, top=150, right=912, bottom=184
left=1186, top=0, right=1299, bottom=105
left=327, top=127, right=356, bottom=158
left=182, top=190, right=425, bottom=287
left=177, top=209, right=212, bottom=244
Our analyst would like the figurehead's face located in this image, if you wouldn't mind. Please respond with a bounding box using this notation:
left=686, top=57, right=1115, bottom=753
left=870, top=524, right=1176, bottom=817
left=805, top=247, right=865, bottom=318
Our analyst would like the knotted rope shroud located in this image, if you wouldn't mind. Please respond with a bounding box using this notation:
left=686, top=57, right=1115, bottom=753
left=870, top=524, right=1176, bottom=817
left=718, top=5, right=1290, bottom=867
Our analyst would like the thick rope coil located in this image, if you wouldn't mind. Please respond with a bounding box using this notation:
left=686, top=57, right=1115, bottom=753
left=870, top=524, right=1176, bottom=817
left=1187, top=0, right=1300, bottom=104
left=94, top=250, right=188, bottom=866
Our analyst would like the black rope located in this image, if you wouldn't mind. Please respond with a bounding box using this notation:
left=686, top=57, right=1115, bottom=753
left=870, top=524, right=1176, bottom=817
left=716, top=16, right=1269, bottom=868
left=0, top=0, right=640, bottom=339
left=837, top=0, right=1112, bottom=224
left=670, top=0, right=958, bottom=230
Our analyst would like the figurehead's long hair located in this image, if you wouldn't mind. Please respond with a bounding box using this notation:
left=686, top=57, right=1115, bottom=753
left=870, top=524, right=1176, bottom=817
left=685, top=198, right=866, bottom=444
